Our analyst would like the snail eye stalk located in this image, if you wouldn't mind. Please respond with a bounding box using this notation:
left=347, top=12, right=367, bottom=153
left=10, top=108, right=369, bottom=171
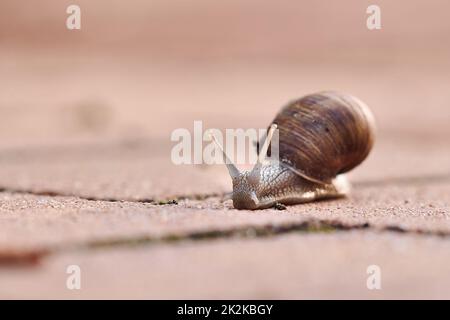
left=208, top=131, right=241, bottom=179
left=256, top=124, right=277, bottom=166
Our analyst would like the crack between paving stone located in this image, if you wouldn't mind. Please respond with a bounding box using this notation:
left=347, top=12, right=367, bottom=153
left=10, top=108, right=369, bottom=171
left=76, top=220, right=450, bottom=250
left=0, top=172, right=449, bottom=205
left=0, top=186, right=223, bottom=205
left=0, top=173, right=449, bottom=266
left=2, top=218, right=450, bottom=267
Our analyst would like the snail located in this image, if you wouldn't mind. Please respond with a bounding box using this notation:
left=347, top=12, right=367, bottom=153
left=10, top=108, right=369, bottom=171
left=210, top=91, right=375, bottom=210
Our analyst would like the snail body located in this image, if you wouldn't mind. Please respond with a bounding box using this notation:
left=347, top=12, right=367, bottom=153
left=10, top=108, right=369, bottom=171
left=231, top=161, right=350, bottom=209
left=213, top=91, right=375, bottom=210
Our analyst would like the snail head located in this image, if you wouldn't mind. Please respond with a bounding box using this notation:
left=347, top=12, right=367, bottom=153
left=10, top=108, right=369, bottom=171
left=209, top=124, right=277, bottom=210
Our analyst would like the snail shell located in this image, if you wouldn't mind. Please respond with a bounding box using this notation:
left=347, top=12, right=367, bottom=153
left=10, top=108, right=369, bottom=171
left=272, top=91, right=375, bottom=184
left=212, top=90, right=375, bottom=209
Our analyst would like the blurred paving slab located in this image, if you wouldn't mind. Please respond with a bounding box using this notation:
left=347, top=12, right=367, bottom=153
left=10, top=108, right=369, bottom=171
left=2, top=59, right=450, bottom=148
left=0, top=141, right=230, bottom=201
left=1, top=231, right=450, bottom=299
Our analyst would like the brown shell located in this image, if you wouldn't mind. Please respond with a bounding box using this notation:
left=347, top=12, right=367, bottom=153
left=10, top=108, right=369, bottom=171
left=271, top=91, right=375, bottom=183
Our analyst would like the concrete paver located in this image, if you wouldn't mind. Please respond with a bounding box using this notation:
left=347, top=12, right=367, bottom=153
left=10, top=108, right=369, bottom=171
left=0, top=176, right=448, bottom=254
left=1, top=231, right=450, bottom=299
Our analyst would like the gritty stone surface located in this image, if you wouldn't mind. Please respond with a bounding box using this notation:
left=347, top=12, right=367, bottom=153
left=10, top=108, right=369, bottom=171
left=0, top=191, right=314, bottom=251
left=0, top=176, right=448, bottom=253
left=1, top=231, right=450, bottom=299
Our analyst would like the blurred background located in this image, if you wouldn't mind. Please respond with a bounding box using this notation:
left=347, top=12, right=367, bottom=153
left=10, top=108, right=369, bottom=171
left=0, top=0, right=449, bottom=188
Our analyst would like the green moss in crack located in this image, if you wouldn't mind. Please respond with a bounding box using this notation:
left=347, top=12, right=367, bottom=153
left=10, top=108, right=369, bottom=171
left=156, top=199, right=178, bottom=205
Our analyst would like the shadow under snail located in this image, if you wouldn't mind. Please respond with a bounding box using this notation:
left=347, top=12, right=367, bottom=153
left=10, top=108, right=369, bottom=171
left=210, top=91, right=376, bottom=210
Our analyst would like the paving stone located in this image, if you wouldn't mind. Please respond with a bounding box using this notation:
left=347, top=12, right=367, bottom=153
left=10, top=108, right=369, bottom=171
left=0, top=143, right=229, bottom=201
left=0, top=174, right=448, bottom=253
left=0, top=191, right=311, bottom=251
left=1, top=231, right=449, bottom=299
